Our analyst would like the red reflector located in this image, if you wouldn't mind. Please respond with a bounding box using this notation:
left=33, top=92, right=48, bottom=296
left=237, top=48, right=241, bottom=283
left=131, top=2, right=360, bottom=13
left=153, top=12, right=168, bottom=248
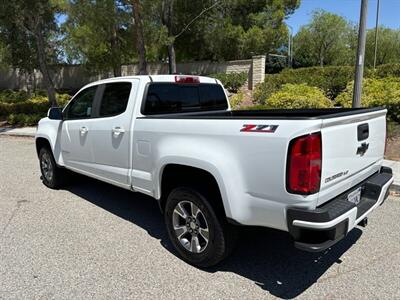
left=174, top=75, right=200, bottom=84
left=287, top=132, right=322, bottom=194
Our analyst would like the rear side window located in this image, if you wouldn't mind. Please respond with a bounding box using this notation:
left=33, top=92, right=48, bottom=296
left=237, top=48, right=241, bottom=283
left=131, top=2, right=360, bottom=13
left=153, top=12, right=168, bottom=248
left=99, top=82, right=132, bottom=117
left=65, top=86, right=97, bottom=120
left=199, top=84, right=227, bottom=110
left=143, top=83, right=228, bottom=115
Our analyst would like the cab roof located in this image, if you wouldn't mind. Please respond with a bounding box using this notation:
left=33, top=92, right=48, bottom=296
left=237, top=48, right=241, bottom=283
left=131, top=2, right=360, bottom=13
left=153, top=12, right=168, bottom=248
left=85, top=74, right=219, bottom=87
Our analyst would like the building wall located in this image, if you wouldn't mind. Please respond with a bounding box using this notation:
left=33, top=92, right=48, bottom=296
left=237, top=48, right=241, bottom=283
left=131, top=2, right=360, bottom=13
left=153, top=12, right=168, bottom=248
left=0, top=56, right=265, bottom=92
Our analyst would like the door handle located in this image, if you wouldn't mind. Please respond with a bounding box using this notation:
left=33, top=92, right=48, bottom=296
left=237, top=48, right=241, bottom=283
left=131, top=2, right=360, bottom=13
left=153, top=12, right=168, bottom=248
left=79, top=126, right=88, bottom=135
left=112, top=126, right=125, bottom=136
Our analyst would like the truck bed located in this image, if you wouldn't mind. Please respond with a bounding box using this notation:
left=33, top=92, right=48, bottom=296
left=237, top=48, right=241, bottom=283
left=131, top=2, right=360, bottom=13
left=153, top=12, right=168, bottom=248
left=139, top=107, right=384, bottom=120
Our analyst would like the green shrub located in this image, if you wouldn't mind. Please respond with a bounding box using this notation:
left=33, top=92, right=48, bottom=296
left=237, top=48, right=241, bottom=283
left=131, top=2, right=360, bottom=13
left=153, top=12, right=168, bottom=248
left=375, top=64, right=400, bottom=78
left=0, top=92, right=71, bottom=117
left=7, top=113, right=43, bottom=126
left=254, top=66, right=361, bottom=104
left=0, top=90, right=71, bottom=106
left=265, top=84, right=333, bottom=109
left=253, top=75, right=284, bottom=105
left=0, top=100, right=49, bottom=116
left=229, top=91, right=244, bottom=109
left=210, top=72, right=247, bottom=93
left=0, top=90, right=71, bottom=125
left=336, top=77, right=400, bottom=123
left=0, top=90, right=30, bottom=103
left=57, top=93, right=72, bottom=106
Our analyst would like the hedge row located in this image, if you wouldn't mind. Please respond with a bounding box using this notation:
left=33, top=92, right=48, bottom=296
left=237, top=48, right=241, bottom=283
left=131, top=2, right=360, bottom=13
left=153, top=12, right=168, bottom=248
left=336, top=77, right=400, bottom=123
left=0, top=100, right=50, bottom=116
left=254, top=66, right=360, bottom=104
left=0, top=90, right=31, bottom=103
left=7, top=113, right=44, bottom=126
left=246, top=78, right=400, bottom=123
left=375, top=63, right=400, bottom=78
left=266, top=84, right=333, bottom=109
left=0, top=91, right=71, bottom=125
left=253, top=64, right=400, bottom=106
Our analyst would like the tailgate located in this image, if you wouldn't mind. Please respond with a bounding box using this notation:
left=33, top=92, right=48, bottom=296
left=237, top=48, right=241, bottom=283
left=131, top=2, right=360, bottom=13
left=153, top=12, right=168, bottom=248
left=318, top=109, right=387, bottom=204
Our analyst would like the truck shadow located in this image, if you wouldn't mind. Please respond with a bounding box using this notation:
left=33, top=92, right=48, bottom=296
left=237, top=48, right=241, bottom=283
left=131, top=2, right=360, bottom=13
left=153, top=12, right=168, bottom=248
left=65, top=175, right=361, bottom=299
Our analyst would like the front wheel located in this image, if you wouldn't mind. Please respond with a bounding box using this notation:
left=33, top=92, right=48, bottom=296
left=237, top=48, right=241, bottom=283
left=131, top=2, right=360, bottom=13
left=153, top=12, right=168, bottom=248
left=39, top=147, right=67, bottom=189
left=164, top=187, right=236, bottom=268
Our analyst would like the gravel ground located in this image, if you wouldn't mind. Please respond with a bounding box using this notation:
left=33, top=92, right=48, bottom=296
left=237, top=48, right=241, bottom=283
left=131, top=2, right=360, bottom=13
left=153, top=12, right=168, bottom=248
left=1, top=135, right=400, bottom=299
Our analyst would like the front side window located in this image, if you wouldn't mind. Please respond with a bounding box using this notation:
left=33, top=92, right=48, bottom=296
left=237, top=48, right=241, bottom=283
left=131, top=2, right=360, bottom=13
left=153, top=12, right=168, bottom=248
left=99, top=82, right=132, bottom=117
left=65, top=86, right=97, bottom=120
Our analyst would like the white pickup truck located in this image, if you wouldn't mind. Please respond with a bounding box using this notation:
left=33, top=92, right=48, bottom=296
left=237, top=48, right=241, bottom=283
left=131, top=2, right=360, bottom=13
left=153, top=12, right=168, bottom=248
left=36, top=75, right=393, bottom=267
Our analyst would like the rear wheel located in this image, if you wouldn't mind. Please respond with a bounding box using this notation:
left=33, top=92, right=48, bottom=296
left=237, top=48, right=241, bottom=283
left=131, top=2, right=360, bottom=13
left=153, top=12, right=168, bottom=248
left=165, top=187, right=236, bottom=268
left=39, top=147, right=67, bottom=189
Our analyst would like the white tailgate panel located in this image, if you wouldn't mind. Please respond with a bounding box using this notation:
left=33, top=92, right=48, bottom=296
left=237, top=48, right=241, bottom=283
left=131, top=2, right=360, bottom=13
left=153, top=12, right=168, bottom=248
left=318, top=111, right=386, bottom=205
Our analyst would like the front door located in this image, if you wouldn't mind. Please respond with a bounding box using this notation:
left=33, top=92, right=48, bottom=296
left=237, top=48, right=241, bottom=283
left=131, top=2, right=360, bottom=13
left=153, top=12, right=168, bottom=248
left=60, top=85, right=99, bottom=174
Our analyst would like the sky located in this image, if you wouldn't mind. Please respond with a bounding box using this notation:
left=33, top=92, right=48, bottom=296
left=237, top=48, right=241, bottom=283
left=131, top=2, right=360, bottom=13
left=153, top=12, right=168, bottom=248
left=287, top=0, right=400, bottom=34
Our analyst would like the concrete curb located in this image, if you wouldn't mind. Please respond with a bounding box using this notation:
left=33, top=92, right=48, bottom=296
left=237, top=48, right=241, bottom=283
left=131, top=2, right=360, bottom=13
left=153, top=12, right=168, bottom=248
left=0, top=132, right=35, bottom=138
left=0, top=127, right=36, bottom=137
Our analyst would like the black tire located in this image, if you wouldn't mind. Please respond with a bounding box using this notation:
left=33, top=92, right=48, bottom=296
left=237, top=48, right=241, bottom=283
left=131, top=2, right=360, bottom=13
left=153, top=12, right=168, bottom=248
left=39, top=147, right=67, bottom=189
left=164, top=187, right=236, bottom=268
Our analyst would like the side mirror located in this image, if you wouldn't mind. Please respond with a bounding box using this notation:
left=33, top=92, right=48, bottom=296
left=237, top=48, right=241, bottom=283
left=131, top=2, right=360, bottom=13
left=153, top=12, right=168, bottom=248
left=48, top=107, right=63, bottom=120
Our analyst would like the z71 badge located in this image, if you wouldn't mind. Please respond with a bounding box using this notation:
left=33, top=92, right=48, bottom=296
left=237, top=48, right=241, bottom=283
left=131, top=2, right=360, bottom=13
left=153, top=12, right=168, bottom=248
left=240, top=124, right=279, bottom=133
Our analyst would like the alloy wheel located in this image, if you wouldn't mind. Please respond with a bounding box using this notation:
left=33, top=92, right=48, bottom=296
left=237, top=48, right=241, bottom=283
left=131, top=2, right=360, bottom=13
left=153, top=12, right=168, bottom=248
left=172, top=200, right=210, bottom=253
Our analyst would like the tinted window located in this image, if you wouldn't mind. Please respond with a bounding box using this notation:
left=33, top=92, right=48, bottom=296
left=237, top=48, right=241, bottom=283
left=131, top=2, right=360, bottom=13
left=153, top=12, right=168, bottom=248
left=66, top=86, right=97, bottom=119
left=144, top=83, right=227, bottom=115
left=199, top=84, right=228, bottom=110
left=99, top=82, right=132, bottom=117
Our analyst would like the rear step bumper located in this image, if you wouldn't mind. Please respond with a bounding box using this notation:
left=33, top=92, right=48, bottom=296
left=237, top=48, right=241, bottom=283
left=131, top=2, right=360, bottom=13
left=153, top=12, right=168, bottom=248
left=287, top=167, right=394, bottom=252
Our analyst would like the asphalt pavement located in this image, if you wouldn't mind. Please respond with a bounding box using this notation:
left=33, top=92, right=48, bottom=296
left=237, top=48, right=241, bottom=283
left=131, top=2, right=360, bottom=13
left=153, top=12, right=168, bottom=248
left=1, top=135, right=400, bottom=299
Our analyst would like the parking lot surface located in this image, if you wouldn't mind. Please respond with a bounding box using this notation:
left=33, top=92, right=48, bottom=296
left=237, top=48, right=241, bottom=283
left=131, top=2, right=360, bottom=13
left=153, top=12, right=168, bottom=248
left=1, top=136, right=400, bottom=299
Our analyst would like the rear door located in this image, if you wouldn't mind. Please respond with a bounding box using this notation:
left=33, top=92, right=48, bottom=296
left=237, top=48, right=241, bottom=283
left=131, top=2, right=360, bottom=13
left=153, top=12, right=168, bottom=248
left=88, top=80, right=138, bottom=187
left=318, top=109, right=387, bottom=204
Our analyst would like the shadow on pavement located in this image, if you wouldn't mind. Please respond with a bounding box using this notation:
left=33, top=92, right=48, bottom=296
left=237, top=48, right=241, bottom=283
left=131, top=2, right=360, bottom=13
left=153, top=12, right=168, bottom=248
left=65, top=175, right=361, bottom=299
left=0, top=127, right=14, bottom=133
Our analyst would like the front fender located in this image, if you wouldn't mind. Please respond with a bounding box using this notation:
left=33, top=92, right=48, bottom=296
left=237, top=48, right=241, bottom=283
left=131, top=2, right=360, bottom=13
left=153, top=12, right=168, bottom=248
left=35, top=118, right=64, bottom=166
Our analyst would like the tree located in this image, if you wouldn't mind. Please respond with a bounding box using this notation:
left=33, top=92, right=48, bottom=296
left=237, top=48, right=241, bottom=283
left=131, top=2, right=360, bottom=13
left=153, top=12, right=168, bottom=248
left=179, top=0, right=299, bottom=61
left=0, top=0, right=61, bottom=106
left=146, top=0, right=299, bottom=71
left=63, top=0, right=135, bottom=77
left=293, top=10, right=353, bottom=67
left=365, top=27, right=400, bottom=67
left=0, top=40, right=8, bottom=68
left=128, top=0, right=147, bottom=74
left=159, top=0, right=221, bottom=73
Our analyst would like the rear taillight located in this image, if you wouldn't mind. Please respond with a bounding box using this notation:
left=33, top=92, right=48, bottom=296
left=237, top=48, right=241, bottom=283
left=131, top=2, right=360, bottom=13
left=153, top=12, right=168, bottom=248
left=174, top=75, right=200, bottom=84
left=287, top=132, right=322, bottom=194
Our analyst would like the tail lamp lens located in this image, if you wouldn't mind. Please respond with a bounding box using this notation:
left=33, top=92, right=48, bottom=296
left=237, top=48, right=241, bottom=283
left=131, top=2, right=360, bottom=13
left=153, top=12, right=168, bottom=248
left=287, top=132, right=322, bottom=194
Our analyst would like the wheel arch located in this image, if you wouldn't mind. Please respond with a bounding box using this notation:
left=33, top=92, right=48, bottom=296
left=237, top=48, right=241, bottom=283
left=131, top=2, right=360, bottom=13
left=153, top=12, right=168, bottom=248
left=158, top=163, right=231, bottom=219
left=35, top=137, right=52, bottom=157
